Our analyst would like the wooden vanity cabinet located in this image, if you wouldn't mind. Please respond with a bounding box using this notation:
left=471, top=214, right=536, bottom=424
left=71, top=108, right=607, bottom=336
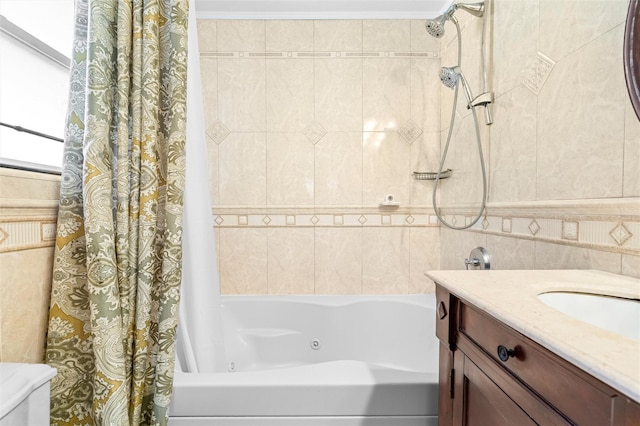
left=435, top=284, right=640, bottom=426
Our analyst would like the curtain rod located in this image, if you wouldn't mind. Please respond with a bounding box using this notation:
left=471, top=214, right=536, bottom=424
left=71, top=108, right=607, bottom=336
left=0, top=121, right=64, bottom=142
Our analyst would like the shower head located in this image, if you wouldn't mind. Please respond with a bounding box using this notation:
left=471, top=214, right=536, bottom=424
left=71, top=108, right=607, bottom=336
left=440, top=66, right=474, bottom=105
left=424, top=1, right=485, bottom=38
left=440, top=66, right=459, bottom=89
left=425, top=15, right=448, bottom=38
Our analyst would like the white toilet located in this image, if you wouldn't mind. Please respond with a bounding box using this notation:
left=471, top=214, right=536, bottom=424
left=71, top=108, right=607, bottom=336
left=0, top=363, right=56, bottom=426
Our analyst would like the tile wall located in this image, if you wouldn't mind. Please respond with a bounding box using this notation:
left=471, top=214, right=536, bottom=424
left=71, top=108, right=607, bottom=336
left=197, top=19, right=444, bottom=294
left=199, top=0, right=639, bottom=291
left=0, top=168, right=60, bottom=362
left=437, top=0, right=640, bottom=276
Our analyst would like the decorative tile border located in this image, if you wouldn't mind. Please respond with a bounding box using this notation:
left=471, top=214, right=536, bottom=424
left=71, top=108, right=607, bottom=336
left=212, top=199, right=640, bottom=255
left=212, top=211, right=440, bottom=228
left=0, top=218, right=57, bottom=253
left=200, top=51, right=439, bottom=59
left=438, top=199, right=640, bottom=255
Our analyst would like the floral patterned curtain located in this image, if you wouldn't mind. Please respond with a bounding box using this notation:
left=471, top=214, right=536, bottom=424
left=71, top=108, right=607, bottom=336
left=45, top=0, right=188, bottom=424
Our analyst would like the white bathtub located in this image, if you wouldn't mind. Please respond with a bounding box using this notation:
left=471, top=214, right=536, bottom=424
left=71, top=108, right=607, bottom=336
left=170, top=294, right=439, bottom=425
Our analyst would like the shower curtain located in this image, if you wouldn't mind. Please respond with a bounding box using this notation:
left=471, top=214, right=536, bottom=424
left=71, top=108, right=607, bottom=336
left=45, top=0, right=189, bottom=424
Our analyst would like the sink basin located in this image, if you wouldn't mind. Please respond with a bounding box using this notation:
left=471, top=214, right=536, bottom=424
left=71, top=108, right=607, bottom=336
left=538, top=292, right=640, bottom=340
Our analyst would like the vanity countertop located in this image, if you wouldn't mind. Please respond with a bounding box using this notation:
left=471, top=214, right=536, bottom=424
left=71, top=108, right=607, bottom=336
left=425, top=269, right=640, bottom=403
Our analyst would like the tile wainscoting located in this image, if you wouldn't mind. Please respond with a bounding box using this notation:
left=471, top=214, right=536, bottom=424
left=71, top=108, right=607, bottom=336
left=0, top=168, right=60, bottom=363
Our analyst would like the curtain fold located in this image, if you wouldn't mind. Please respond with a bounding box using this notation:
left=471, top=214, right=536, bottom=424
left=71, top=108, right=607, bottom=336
left=46, top=0, right=189, bottom=424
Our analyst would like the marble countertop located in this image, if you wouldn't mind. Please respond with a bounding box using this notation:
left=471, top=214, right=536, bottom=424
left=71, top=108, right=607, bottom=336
left=425, top=269, right=640, bottom=403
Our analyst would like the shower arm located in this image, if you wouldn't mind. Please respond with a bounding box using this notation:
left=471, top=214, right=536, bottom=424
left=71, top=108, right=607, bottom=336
left=453, top=2, right=485, bottom=17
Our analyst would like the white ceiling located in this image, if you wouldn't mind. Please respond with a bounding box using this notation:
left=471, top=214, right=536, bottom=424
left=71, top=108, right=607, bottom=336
left=194, top=0, right=453, bottom=20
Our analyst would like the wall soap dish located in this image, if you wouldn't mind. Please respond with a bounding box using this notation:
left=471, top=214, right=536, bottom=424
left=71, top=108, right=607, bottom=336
left=413, top=169, right=452, bottom=181
left=379, top=194, right=400, bottom=208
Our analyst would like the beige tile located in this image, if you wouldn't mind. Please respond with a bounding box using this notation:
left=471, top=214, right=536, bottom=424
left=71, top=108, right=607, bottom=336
left=219, top=133, right=266, bottom=205
left=410, top=132, right=440, bottom=207
left=196, top=19, right=216, bottom=52
left=218, top=58, right=266, bottom=132
left=206, top=139, right=219, bottom=205
left=439, top=228, right=486, bottom=270
left=459, top=16, right=486, bottom=92
left=219, top=228, right=268, bottom=294
left=0, top=247, right=54, bottom=362
left=0, top=169, right=60, bottom=201
left=486, top=235, right=535, bottom=270
left=534, top=241, right=621, bottom=273
left=315, top=132, right=363, bottom=206
left=539, top=0, right=628, bottom=62
left=409, top=227, right=440, bottom=293
left=438, top=113, right=488, bottom=207
left=363, top=20, right=410, bottom=52
left=492, top=0, right=538, bottom=96
left=362, top=132, right=411, bottom=206
left=266, top=133, right=314, bottom=206
left=200, top=58, right=218, bottom=126
left=537, top=26, right=625, bottom=200
left=315, top=228, right=363, bottom=294
left=314, top=20, right=362, bottom=52
left=410, top=19, right=440, bottom=53
left=217, top=20, right=265, bottom=52
left=267, top=228, right=314, bottom=294
left=624, top=98, right=640, bottom=197
left=489, top=86, right=537, bottom=203
left=621, top=255, right=640, bottom=279
left=410, top=58, right=441, bottom=134
left=314, top=58, right=363, bottom=132
left=363, top=58, right=411, bottom=131
left=266, top=59, right=314, bottom=132
left=362, top=228, right=410, bottom=294
left=266, top=20, right=313, bottom=52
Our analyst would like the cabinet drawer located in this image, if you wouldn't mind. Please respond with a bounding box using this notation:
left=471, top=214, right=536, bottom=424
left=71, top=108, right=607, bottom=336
left=459, top=303, right=615, bottom=426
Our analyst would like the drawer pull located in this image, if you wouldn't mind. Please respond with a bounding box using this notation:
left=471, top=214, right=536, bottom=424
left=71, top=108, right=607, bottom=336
left=497, top=345, right=516, bottom=362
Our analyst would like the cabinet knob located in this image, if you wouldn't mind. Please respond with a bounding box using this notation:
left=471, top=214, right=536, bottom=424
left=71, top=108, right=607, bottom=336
left=497, top=345, right=516, bottom=362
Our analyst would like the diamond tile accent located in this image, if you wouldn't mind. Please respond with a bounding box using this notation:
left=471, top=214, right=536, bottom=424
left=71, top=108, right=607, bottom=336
left=0, top=228, right=8, bottom=245
left=358, top=215, right=367, bottom=225
left=263, top=216, right=272, bottom=225
left=528, top=219, right=540, bottom=235
left=523, top=51, right=555, bottom=95
left=609, top=223, right=632, bottom=246
left=207, top=121, right=230, bottom=145
left=482, top=218, right=489, bottom=230
left=215, top=216, right=224, bottom=225
left=398, top=119, right=423, bottom=144
left=405, top=215, right=415, bottom=224
left=310, top=215, right=320, bottom=225
left=562, top=221, right=578, bottom=240
left=302, top=121, right=327, bottom=144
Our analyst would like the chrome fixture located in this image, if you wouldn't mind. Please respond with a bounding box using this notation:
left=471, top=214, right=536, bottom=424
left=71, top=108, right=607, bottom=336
left=440, top=66, right=474, bottom=105
left=464, top=247, right=491, bottom=270
left=469, top=92, right=494, bottom=125
left=422, top=1, right=493, bottom=230
left=425, top=2, right=485, bottom=38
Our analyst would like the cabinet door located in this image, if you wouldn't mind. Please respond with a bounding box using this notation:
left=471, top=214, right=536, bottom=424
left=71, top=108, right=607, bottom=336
left=453, top=352, right=537, bottom=426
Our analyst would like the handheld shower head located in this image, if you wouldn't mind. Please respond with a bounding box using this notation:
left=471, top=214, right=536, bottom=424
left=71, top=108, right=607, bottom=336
left=440, top=66, right=459, bottom=89
left=424, top=1, right=485, bottom=38
left=440, top=66, right=474, bottom=105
